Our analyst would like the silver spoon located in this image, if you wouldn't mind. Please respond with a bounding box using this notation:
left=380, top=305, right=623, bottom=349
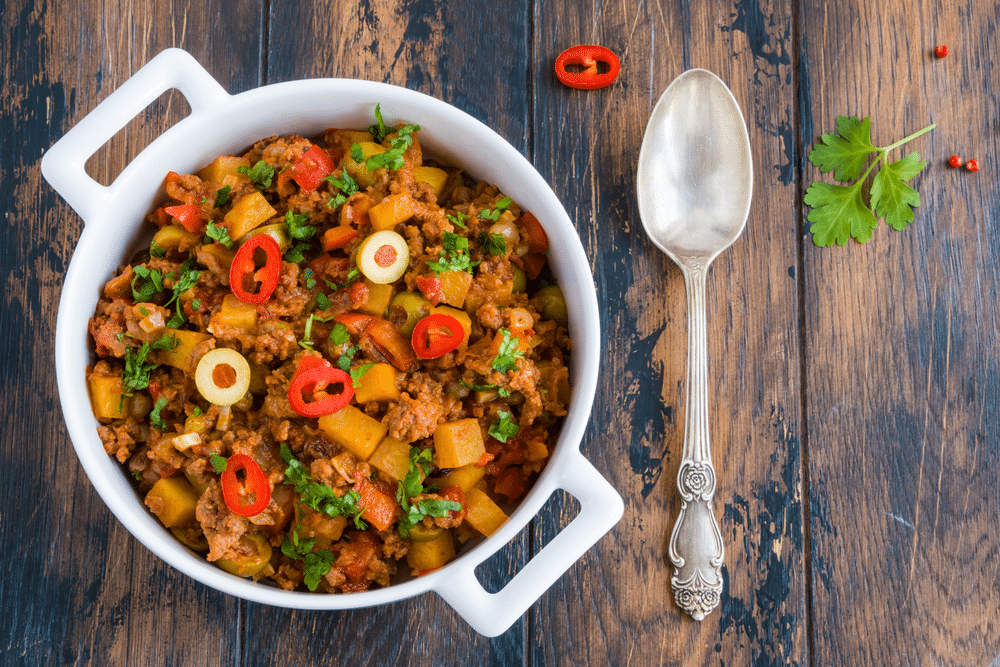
left=635, top=69, right=753, bottom=620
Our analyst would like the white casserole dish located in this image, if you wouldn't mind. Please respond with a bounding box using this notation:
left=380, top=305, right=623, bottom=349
left=41, top=48, right=622, bottom=637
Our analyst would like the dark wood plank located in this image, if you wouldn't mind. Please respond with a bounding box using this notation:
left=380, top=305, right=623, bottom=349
left=529, top=0, right=807, bottom=665
left=243, top=2, right=533, bottom=663
left=800, top=0, right=1000, bottom=664
left=0, top=1, right=265, bottom=664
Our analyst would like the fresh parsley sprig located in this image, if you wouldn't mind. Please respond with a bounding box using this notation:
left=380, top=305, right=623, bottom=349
left=426, top=232, right=478, bottom=276
left=804, top=116, right=935, bottom=246
left=324, top=170, right=359, bottom=208
left=491, top=328, right=525, bottom=373
left=477, top=196, right=513, bottom=222
left=395, top=448, right=461, bottom=538
left=368, top=103, right=390, bottom=143
left=285, top=210, right=315, bottom=241
left=204, top=222, right=233, bottom=248
left=238, top=160, right=276, bottom=190
left=279, top=444, right=366, bottom=528
left=488, top=411, right=520, bottom=443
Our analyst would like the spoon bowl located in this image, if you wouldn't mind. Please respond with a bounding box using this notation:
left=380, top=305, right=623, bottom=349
left=636, top=68, right=752, bottom=620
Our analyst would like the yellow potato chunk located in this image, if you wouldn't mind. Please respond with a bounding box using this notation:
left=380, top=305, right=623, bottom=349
left=368, top=194, right=415, bottom=231
left=342, top=141, right=386, bottom=188
left=318, top=405, right=387, bottom=460
left=152, top=224, right=200, bottom=254
left=406, top=530, right=456, bottom=572
left=413, top=166, right=448, bottom=197
left=145, top=476, right=200, bottom=528
left=368, top=437, right=418, bottom=482
left=224, top=191, right=276, bottom=240
left=433, top=418, right=485, bottom=469
left=209, top=293, right=258, bottom=334
left=354, top=363, right=399, bottom=404
left=464, top=488, right=508, bottom=537
left=155, top=329, right=213, bottom=373
left=198, top=154, right=250, bottom=183
left=89, top=374, right=131, bottom=421
left=358, top=280, right=394, bottom=318
left=435, top=463, right=486, bottom=493
left=438, top=270, right=473, bottom=308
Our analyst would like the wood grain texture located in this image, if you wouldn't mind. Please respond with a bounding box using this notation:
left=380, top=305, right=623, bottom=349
left=800, top=0, right=1000, bottom=664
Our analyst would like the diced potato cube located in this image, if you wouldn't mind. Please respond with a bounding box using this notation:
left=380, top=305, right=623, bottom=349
left=155, top=329, right=213, bottom=372
left=296, top=505, right=348, bottom=548
left=406, top=530, right=456, bottom=572
left=412, top=166, right=448, bottom=197
left=145, top=476, right=200, bottom=528
left=359, top=280, right=394, bottom=318
left=433, top=418, right=485, bottom=469
left=318, top=405, right=387, bottom=460
left=224, top=191, right=277, bottom=240
left=368, top=194, right=415, bottom=231
left=464, top=488, right=508, bottom=537
left=342, top=141, right=386, bottom=188
left=354, top=363, right=399, bottom=403
left=196, top=243, right=235, bottom=277
left=429, top=305, right=472, bottom=351
left=369, top=437, right=418, bottom=482
left=198, top=154, right=250, bottom=183
left=89, top=374, right=131, bottom=421
left=209, top=293, right=258, bottom=334
left=152, top=224, right=200, bottom=254
left=435, top=464, right=486, bottom=493
left=242, top=222, right=291, bottom=252
left=438, top=270, right=472, bottom=308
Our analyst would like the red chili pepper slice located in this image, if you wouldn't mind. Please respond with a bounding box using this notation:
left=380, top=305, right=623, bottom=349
left=282, top=145, right=336, bottom=192
left=411, top=313, right=464, bottom=359
left=555, top=45, right=621, bottom=90
left=288, top=358, right=354, bottom=417
left=163, top=204, right=204, bottom=233
left=229, top=234, right=282, bottom=304
left=220, top=453, right=271, bottom=517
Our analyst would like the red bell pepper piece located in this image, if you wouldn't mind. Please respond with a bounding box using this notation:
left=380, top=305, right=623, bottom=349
left=321, top=226, right=360, bottom=251
left=163, top=204, right=204, bottom=233
left=287, top=358, right=354, bottom=418
left=284, top=145, right=336, bottom=192
left=220, top=453, right=271, bottom=517
left=411, top=313, right=464, bottom=359
left=337, top=530, right=381, bottom=581
left=364, top=318, right=417, bottom=371
left=229, top=235, right=282, bottom=304
left=415, top=276, right=445, bottom=305
left=353, top=479, right=397, bottom=532
left=519, top=211, right=548, bottom=255
left=554, top=44, right=621, bottom=90
left=333, top=312, right=376, bottom=335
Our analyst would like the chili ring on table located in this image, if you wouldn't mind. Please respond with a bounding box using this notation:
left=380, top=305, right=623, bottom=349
left=85, top=105, right=573, bottom=593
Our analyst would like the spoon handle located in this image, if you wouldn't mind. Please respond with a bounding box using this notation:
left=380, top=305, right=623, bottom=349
left=668, top=262, right=724, bottom=621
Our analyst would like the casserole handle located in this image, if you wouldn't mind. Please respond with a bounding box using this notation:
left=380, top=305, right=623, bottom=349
left=40, top=48, right=230, bottom=223
left=434, top=450, right=623, bottom=637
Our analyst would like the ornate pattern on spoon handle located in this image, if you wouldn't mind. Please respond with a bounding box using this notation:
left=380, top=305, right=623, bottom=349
left=668, top=262, right=724, bottom=621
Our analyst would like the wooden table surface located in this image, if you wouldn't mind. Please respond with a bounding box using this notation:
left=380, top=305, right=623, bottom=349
left=4, top=0, right=999, bottom=665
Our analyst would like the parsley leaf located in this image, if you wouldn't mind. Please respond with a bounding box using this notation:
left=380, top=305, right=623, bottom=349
left=210, top=453, right=228, bottom=474
left=365, top=124, right=420, bottom=172
left=477, top=196, right=513, bottom=222
left=284, top=242, right=310, bottom=264
left=149, top=396, right=169, bottom=430
left=298, top=314, right=316, bottom=349
left=488, top=411, right=520, bottom=443
left=302, top=268, right=316, bottom=290
left=315, top=292, right=332, bottom=310
left=324, top=268, right=360, bottom=292
left=131, top=265, right=164, bottom=302
left=214, top=185, right=233, bottom=208
left=280, top=444, right=366, bottom=528
left=337, top=344, right=361, bottom=371
left=491, top=328, right=525, bottom=373
left=349, top=362, right=374, bottom=387
left=121, top=343, right=158, bottom=396
left=368, top=103, right=389, bottom=143
left=394, top=448, right=461, bottom=538
left=446, top=211, right=468, bottom=229
left=426, top=232, right=477, bottom=275
left=477, top=231, right=507, bottom=256
left=324, top=170, right=359, bottom=208
left=350, top=143, right=365, bottom=163
left=237, top=160, right=276, bottom=189
left=149, top=243, right=166, bottom=258
left=329, top=323, right=351, bottom=346
left=285, top=210, right=315, bottom=241
left=805, top=116, right=934, bottom=246
left=204, top=222, right=233, bottom=248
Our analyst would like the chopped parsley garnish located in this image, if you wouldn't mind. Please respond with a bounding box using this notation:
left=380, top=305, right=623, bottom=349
left=395, top=448, right=461, bottom=538
left=285, top=210, right=316, bottom=241
left=302, top=268, right=316, bottom=289
left=477, top=196, right=513, bottom=222
left=446, top=211, right=468, bottom=229
left=298, top=314, right=316, bottom=349
left=461, top=380, right=510, bottom=398
left=337, top=344, right=361, bottom=371
left=121, top=335, right=175, bottom=397
left=204, top=222, right=233, bottom=248
left=488, top=411, right=520, bottom=443
left=365, top=124, right=420, bottom=172
left=324, top=170, right=359, bottom=208
left=163, top=259, right=201, bottom=327
left=284, top=242, right=310, bottom=263
left=350, top=143, right=365, bottom=163
left=491, top=328, right=525, bottom=373
left=368, top=103, right=390, bottom=143
left=237, top=160, right=276, bottom=189
left=477, top=231, right=507, bottom=256
left=149, top=396, right=170, bottom=430
left=426, top=232, right=478, bottom=275
left=209, top=453, right=228, bottom=474
left=149, top=243, right=166, bottom=258
left=281, top=535, right=336, bottom=591
left=349, top=362, right=374, bottom=387
left=329, top=323, right=351, bottom=346
left=193, top=406, right=203, bottom=416
left=214, top=185, right=233, bottom=208
left=191, top=299, right=201, bottom=311
left=131, top=265, right=164, bottom=302
left=324, top=268, right=360, bottom=291
left=280, top=444, right=366, bottom=528
left=315, top=292, right=332, bottom=310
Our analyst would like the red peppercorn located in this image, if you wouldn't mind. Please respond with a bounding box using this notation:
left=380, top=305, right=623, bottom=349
left=966, top=159, right=980, bottom=172
left=948, top=155, right=963, bottom=168
left=935, top=45, right=949, bottom=58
